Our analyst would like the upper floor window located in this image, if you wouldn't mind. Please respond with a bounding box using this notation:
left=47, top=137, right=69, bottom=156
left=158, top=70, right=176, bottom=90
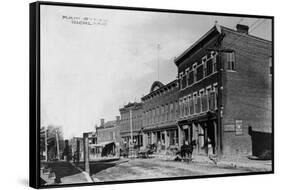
left=188, top=70, right=194, bottom=85
left=196, top=64, right=204, bottom=81
left=169, top=102, right=174, bottom=120
left=226, top=52, right=236, bottom=71
left=211, top=51, right=218, bottom=72
left=206, top=59, right=213, bottom=76
left=179, top=72, right=183, bottom=89
left=193, top=63, right=197, bottom=82
left=182, top=73, right=187, bottom=89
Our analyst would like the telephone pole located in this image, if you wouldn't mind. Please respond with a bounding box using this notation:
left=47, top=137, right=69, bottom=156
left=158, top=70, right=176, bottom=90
left=56, top=130, right=60, bottom=160
left=157, top=44, right=160, bottom=81
left=45, top=128, right=48, bottom=161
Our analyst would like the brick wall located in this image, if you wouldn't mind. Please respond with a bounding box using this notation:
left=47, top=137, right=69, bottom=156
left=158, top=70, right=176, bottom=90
left=221, top=28, right=272, bottom=155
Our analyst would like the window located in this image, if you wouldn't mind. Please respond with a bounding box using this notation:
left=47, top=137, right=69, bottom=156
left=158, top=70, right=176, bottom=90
left=188, top=95, right=193, bottom=115
left=169, top=103, right=174, bottom=120
left=269, top=57, right=272, bottom=75
left=156, top=107, right=159, bottom=123
left=206, top=59, right=213, bottom=76
left=165, top=104, right=169, bottom=121
left=161, top=105, right=165, bottom=121
left=174, top=101, right=178, bottom=117
left=182, top=73, right=187, bottom=89
left=206, top=86, right=212, bottom=110
left=188, top=70, right=194, bottom=85
left=212, top=51, right=218, bottom=72
left=184, top=97, right=189, bottom=116
left=213, top=83, right=218, bottom=110
left=226, top=52, right=236, bottom=71
left=193, top=63, right=197, bottom=82
left=185, top=68, right=189, bottom=86
left=179, top=99, right=183, bottom=117
left=199, top=89, right=204, bottom=112
left=193, top=92, right=197, bottom=113
left=202, top=56, right=207, bottom=77
left=148, top=133, right=151, bottom=145
left=152, top=109, right=155, bottom=124
left=196, top=64, right=204, bottom=81
left=179, top=72, right=183, bottom=89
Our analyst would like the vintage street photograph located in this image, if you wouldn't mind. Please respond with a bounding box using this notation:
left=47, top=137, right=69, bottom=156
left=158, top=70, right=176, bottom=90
left=39, top=4, right=273, bottom=186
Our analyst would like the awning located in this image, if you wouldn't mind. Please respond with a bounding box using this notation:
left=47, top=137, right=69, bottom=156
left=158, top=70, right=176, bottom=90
left=89, top=141, right=114, bottom=148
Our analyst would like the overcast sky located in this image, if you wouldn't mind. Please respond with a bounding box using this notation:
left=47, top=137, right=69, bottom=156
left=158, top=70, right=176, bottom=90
left=40, top=5, right=272, bottom=138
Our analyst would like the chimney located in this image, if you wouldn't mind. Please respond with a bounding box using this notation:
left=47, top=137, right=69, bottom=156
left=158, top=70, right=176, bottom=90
left=100, top=119, right=105, bottom=127
left=236, top=24, right=249, bottom=34
left=116, top=116, right=120, bottom=122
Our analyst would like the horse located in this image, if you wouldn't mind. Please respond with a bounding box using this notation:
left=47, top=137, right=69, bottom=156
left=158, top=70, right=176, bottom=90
left=177, top=140, right=196, bottom=162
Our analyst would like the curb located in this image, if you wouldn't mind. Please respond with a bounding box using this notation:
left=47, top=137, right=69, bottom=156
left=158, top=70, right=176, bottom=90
left=69, top=162, right=94, bottom=183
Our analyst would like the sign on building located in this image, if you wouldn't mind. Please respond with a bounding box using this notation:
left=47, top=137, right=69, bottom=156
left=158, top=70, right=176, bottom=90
left=235, top=120, right=243, bottom=135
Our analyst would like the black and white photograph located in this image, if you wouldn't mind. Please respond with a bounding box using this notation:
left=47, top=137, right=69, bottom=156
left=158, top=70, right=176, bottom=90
left=30, top=1, right=273, bottom=188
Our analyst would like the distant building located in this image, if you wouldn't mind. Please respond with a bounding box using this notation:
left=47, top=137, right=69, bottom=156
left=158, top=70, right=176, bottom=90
left=174, top=24, right=272, bottom=157
left=94, top=118, right=121, bottom=157
left=119, top=102, right=143, bottom=147
left=96, top=118, right=121, bottom=144
left=141, top=80, right=179, bottom=152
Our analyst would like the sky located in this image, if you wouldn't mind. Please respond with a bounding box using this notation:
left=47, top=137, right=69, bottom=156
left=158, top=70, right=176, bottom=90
left=40, top=5, right=272, bottom=139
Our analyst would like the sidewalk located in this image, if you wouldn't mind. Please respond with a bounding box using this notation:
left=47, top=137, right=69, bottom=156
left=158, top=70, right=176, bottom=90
left=192, top=154, right=272, bottom=172
left=151, top=153, right=272, bottom=172
left=41, top=161, right=91, bottom=185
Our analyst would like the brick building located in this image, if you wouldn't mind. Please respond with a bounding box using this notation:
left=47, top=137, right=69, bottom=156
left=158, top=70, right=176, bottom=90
left=174, top=24, right=272, bottom=157
left=96, top=118, right=121, bottom=144
left=141, top=80, right=179, bottom=152
left=119, top=102, right=143, bottom=148
left=94, top=118, right=122, bottom=157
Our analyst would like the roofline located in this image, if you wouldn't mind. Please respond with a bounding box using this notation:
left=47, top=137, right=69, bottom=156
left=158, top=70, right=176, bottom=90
left=174, top=25, right=220, bottom=65
left=174, top=24, right=272, bottom=66
left=141, top=79, right=178, bottom=101
left=221, top=26, right=272, bottom=44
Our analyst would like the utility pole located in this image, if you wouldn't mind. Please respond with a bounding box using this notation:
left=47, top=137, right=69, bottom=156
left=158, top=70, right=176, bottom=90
left=45, top=128, right=48, bottom=161
left=56, top=130, right=60, bottom=160
left=157, top=44, right=160, bottom=81
left=129, top=108, right=133, bottom=157
left=83, top=133, right=90, bottom=174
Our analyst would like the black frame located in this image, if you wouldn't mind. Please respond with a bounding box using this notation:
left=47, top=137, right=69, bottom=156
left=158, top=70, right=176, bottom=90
left=30, top=1, right=274, bottom=189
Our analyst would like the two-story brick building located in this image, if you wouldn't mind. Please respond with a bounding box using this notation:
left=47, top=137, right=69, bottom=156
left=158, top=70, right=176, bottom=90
left=119, top=102, right=143, bottom=148
left=94, top=118, right=122, bottom=157
left=141, top=80, right=179, bottom=152
left=174, top=24, right=272, bottom=157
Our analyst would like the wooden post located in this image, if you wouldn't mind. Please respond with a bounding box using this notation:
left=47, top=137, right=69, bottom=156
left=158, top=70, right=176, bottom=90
left=213, top=120, right=218, bottom=155
left=45, top=128, right=48, bottom=161
left=56, top=130, right=60, bottom=160
left=83, top=133, right=90, bottom=174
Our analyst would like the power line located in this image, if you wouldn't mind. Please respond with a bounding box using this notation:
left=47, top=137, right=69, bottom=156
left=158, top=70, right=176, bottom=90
left=225, top=19, right=263, bottom=49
